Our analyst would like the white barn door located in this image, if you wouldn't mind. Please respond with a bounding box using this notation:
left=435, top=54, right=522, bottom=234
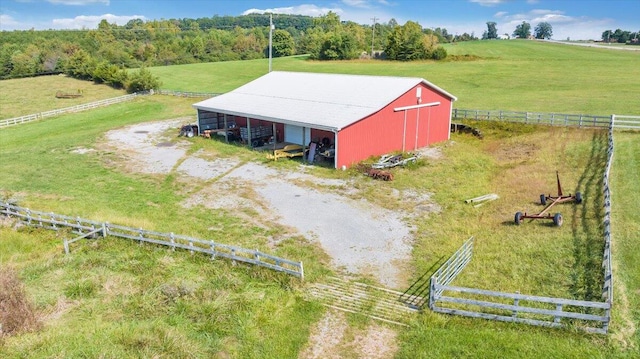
left=284, top=124, right=310, bottom=145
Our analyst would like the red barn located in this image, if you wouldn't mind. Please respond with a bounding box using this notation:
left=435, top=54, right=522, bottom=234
left=193, top=71, right=457, bottom=169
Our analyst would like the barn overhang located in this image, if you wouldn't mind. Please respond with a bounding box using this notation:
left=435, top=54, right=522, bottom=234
left=193, top=106, right=340, bottom=133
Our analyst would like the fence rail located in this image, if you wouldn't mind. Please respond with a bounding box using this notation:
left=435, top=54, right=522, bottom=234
left=156, top=89, right=220, bottom=98
left=453, top=108, right=612, bottom=128
left=0, top=93, right=144, bottom=128
left=612, top=114, right=640, bottom=130
left=0, top=202, right=303, bottom=279
left=428, top=236, right=610, bottom=333
left=601, top=120, right=614, bottom=304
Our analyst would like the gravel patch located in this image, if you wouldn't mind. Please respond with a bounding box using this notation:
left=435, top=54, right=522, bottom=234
left=99, top=119, right=438, bottom=288
left=177, top=156, right=238, bottom=180
left=103, top=119, right=187, bottom=174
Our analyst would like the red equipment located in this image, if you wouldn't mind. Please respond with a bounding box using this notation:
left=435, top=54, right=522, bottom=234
left=514, top=171, right=582, bottom=227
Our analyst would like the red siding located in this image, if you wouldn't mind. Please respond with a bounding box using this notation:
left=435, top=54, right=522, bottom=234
left=336, top=84, right=452, bottom=168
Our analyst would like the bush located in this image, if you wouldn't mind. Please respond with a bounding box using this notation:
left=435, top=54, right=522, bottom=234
left=126, top=67, right=162, bottom=93
left=0, top=267, right=40, bottom=337
left=432, top=46, right=448, bottom=60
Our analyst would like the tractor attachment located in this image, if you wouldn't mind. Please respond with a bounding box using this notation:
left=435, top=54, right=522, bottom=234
left=514, top=171, right=582, bottom=227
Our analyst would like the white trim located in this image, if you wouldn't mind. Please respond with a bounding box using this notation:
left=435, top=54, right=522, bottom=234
left=448, top=101, right=453, bottom=140
left=393, top=102, right=440, bottom=112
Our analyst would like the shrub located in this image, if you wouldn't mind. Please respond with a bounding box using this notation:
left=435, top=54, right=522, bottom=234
left=432, top=46, right=448, bottom=60
left=126, top=67, right=162, bottom=93
left=0, top=267, right=40, bottom=337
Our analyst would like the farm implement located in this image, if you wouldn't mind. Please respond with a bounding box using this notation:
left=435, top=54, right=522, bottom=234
left=514, top=171, right=582, bottom=227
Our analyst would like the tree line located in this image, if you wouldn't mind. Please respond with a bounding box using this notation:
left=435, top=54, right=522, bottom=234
left=601, top=29, right=639, bottom=43
left=0, top=12, right=480, bottom=90
left=483, top=21, right=553, bottom=40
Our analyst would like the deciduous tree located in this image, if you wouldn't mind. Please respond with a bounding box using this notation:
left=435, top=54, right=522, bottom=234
left=534, top=22, right=553, bottom=39
left=513, top=21, right=531, bottom=39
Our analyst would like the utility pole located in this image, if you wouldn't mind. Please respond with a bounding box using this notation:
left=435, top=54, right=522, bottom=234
left=269, top=14, right=274, bottom=72
left=370, top=16, right=378, bottom=58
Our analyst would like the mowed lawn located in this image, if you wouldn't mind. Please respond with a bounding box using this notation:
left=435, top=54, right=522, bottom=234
left=0, top=40, right=639, bottom=358
left=149, top=40, right=640, bottom=115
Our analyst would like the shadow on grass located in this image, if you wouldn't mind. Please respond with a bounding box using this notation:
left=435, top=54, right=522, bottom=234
left=570, top=131, right=606, bottom=302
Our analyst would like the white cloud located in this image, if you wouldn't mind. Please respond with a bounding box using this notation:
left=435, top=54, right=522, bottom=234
left=494, top=11, right=508, bottom=18
left=243, top=4, right=343, bottom=17
left=0, top=14, right=21, bottom=29
left=47, top=0, right=109, bottom=5
left=469, top=0, right=508, bottom=7
left=342, top=0, right=370, bottom=8
left=52, top=14, right=145, bottom=29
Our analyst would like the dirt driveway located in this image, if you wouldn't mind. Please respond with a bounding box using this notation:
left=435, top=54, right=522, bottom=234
left=101, top=119, right=440, bottom=289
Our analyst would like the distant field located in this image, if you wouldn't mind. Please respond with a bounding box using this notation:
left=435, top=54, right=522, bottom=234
left=148, top=40, right=640, bottom=116
left=0, top=75, right=126, bottom=119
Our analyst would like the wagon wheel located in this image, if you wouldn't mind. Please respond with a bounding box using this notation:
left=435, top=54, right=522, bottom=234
left=540, top=194, right=546, bottom=206
left=575, top=192, right=583, bottom=204
left=553, top=213, right=563, bottom=227
left=514, top=212, right=524, bottom=225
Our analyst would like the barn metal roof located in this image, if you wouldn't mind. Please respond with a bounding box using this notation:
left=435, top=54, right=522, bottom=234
left=192, top=71, right=457, bottom=131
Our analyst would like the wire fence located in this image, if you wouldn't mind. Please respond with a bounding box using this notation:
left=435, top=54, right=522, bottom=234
left=0, top=202, right=304, bottom=279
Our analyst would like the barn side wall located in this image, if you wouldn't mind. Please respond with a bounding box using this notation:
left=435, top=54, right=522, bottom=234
left=336, top=84, right=453, bottom=168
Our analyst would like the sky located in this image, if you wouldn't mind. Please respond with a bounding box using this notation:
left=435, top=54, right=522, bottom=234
left=0, top=0, right=638, bottom=40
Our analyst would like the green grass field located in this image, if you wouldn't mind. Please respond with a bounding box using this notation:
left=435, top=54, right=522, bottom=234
left=1, top=40, right=639, bottom=358
left=0, top=75, right=126, bottom=119
left=149, top=40, right=640, bottom=115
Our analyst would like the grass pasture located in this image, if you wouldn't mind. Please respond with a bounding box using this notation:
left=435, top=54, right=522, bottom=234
left=0, top=75, right=126, bottom=119
left=149, top=40, right=640, bottom=115
left=1, top=40, right=639, bottom=358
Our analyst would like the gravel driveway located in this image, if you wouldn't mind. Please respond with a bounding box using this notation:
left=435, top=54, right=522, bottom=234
left=100, top=119, right=439, bottom=289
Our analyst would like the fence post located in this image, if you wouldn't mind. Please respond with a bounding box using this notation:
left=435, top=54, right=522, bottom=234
left=64, top=238, right=70, bottom=255
left=299, top=262, right=304, bottom=281
left=513, top=291, right=520, bottom=317
left=170, top=233, right=176, bottom=251
left=554, top=303, right=563, bottom=323
left=429, top=276, right=437, bottom=309
left=610, top=114, right=615, bottom=129
left=138, top=228, right=144, bottom=245
left=102, top=222, right=107, bottom=238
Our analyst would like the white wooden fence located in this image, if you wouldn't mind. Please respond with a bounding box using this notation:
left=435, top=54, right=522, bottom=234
left=0, top=202, right=304, bottom=279
left=453, top=108, right=612, bottom=128
left=453, top=109, right=640, bottom=130
left=601, top=122, right=614, bottom=304
left=156, top=90, right=220, bottom=98
left=0, top=93, right=144, bottom=128
left=611, top=114, right=640, bottom=130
